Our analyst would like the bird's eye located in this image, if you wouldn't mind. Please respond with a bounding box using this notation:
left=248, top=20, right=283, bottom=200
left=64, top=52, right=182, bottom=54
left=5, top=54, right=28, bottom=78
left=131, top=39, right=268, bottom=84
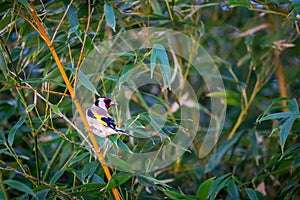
left=104, top=98, right=111, bottom=105
left=94, top=99, right=100, bottom=106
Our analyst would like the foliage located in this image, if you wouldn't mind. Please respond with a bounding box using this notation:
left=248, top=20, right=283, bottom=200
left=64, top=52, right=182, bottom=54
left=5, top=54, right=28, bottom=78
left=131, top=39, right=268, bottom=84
left=0, top=0, right=300, bottom=199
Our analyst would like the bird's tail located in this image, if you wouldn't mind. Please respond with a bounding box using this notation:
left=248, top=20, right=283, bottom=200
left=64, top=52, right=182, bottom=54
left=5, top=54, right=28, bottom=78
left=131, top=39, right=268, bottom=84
left=116, top=129, right=133, bottom=137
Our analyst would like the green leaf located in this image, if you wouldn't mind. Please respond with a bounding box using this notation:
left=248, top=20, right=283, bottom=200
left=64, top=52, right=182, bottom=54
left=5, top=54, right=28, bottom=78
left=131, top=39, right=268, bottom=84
left=208, top=90, right=240, bottom=106
left=0, top=189, right=5, bottom=200
left=140, top=113, right=170, bottom=139
left=80, top=31, right=94, bottom=51
left=36, top=189, right=50, bottom=200
left=197, top=177, right=215, bottom=200
left=108, top=134, right=118, bottom=146
left=26, top=104, right=35, bottom=112
left=104, top=4, right=116, bottom=32
left=117, top=140, right=133, bottom=153
left=8, top=115, right=27, bottom=146
left=150, top=44, right=171, bottom=89
left=246, top=188, right=257, bottom=200
left=106, top=172, right=134, bottom=189
left=258, top=112, right=297, bottom=122
left=69, top=68, right=99, bottom=96
left=91, top=174, right=105, bottom=184
left=137, top=174, right=170, bottom=189
left=63, top=0, right=79, bottom=31
left=78, top=70, right=99, bottom=95
left=68, top=24, right=79, bottom=35
left=205, top=131, right=242, bottom=173
left=3, top=180, right=36, bottom=197
left=287, top=98, right=299, bottom=114
left=0, top=43, right=8, bottom=75
left=208, top=174, right=231, bottom=200
left=70, top=152, right=90, bottom=166
left=163, top=190, right=197, bottom=200
left=18, top=0, right=30, bottom=8
left=50, top=104, right=60, bottom=115
left=257, top=97, right=290, bottom=121
left=108, top=155, right=133, bottom=172
left=280, top=143, right=300, bottom=159
left=227, top=179, right=239, bottom=199
left=118, top=63, right=134, bottom=87
left=81, top=161, right=99, bottom=183
left=50, top=170, right=65, bottom=184
left=226, top=1, right=251, bottom=7
left=150, top=46, right=158, bottom=78
left=280, top=116, right=296, bottom=152
left=268, top=118, right=285, bottom=137
left=0, top=16, right=11, bottom=31
left=292, top=153, right=300, bottom=168
left=246, top=188, right=264, bottom=200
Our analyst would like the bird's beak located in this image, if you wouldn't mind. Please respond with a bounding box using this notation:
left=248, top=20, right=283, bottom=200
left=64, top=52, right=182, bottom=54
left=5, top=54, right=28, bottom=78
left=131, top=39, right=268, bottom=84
left=110, top=100, right=117, bottom=106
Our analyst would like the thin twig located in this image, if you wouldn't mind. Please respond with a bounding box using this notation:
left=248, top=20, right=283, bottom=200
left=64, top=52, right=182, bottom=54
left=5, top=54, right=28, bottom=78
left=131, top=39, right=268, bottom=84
left=7, top=71, right=93, bottom=149
left=0, top=166, right=78, bottom=200
left=73, top=0, right=92, bottom=97
left=228, top=80, right=260, bottom=139
left=19, top=4, right=121, bottom=200
left=51, top=0, right=74, bottom=43
left=4, top=84, right=71, bottom=97
left=17, top=10, right=43, bottom=40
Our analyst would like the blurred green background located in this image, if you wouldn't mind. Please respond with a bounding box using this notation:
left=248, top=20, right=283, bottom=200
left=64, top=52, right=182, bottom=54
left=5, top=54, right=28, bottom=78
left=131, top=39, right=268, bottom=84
left=0, top=0, right=300, bottom=199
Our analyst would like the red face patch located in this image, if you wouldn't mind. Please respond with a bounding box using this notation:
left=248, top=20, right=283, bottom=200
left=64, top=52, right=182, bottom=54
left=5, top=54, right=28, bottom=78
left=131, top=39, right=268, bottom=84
left=103, top=98, right=112, bottom=109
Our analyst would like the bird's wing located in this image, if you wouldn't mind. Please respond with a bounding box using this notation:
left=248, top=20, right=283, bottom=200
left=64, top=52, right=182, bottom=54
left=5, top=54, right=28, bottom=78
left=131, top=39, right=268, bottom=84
left=94, top=114, right=117, bottom=130
left=86, top=108, right=132, bottom=137
left=91, top=105, right=111, bottom=117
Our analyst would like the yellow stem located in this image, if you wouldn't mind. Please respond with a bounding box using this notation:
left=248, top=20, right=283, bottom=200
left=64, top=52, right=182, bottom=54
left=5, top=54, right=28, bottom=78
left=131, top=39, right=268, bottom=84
left=22, top=4, right=121, bottom=200
left=228, top=80, right=260, bottom=139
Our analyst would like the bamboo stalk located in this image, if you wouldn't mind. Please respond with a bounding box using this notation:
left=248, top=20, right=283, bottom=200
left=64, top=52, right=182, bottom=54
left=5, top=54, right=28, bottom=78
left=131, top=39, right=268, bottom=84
left=19, top=4, right=121, bottom=200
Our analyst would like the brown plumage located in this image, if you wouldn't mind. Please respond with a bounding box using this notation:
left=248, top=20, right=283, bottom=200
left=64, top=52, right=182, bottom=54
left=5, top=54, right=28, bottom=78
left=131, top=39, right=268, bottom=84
left=86, top=97, right=132, bottom=137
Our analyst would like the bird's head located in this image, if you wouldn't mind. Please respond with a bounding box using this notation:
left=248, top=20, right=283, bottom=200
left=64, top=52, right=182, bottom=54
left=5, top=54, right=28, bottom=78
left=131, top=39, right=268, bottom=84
left=94, top=97, right=116, bottom=110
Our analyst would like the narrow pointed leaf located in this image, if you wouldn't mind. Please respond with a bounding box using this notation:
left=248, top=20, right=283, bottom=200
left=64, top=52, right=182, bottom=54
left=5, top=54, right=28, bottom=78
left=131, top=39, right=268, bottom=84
left=50, top=170, right=65, bottom=184
left=108, top=155, right=133, bottom=172
left=246, top=188, right=264, bottom=200
left=3, top=180, right=36, bottom=197
left=258, top=112, right=296, bottom=122
left=257, top=97, right=290, bottom=121
left=208, top=174, right=231, bottom=200
left=205, top=131, right=242, bottom=173
left=117, top=140, right=133, bottom=153
left=18, top=0, right=30, bottom=8
left=150, top=47, right=158, bottom=78
left=78, top=70, right=99, bottom=95
left=104, top=4, right=116, bottom=32
left=197, top=177, right=215, bottom=200
left=69, top=68, right=99, bottom=96
left=63, top=0, right=79, bottom=33
left=81, top=161, right=99, bottom=183
left=287, top=98, right=299, bottom=114
left=0, top=43, right=8, bottom=74
left=227, top=179, right=239, bottom=199
left=8, top=115, right=27, bottom=146
left=106, top=172, right=134, bottom=189
left=155, top=44, right=171, bottom=89
left=280, top=117, right=296, bottom=151
left=163, top=190, right=197, bottom=200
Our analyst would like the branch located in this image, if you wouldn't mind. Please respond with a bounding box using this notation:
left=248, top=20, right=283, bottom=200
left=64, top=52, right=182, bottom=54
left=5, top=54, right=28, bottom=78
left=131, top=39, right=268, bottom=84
left=18, top=2, right=121, bottom=200
left=0, top=166, right=78, bottom=200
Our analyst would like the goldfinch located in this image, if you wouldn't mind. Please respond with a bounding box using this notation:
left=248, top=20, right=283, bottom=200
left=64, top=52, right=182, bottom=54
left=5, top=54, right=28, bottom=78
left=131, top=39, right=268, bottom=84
left=86, top=97, right=132, bottom=137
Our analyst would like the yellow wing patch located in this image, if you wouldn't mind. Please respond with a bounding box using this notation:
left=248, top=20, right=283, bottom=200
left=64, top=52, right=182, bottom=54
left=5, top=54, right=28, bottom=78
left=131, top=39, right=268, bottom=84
left=94, top=114, right=108, bottom=126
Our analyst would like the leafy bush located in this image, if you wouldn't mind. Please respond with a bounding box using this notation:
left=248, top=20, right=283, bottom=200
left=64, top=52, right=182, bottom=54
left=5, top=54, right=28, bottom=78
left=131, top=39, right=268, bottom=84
left=0, top=1, right=299, bottom=199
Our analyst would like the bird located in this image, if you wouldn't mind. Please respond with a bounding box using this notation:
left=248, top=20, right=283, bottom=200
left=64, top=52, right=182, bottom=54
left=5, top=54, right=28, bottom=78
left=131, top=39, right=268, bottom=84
left=86, top=97, right=132, bottom=138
